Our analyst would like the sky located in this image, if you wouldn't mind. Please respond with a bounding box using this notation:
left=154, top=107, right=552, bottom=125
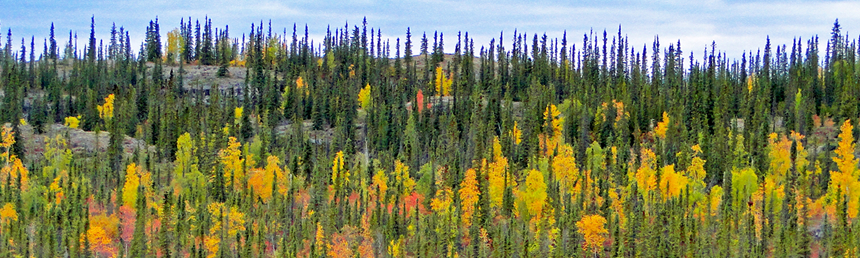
left=1, top=0, right=859, bottom=61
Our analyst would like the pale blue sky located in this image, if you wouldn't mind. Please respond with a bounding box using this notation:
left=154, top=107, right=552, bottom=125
left=1, top=0, right=858, bottom=60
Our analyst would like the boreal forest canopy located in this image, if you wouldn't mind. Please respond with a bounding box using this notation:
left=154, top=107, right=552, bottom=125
left=0, top=16, right=859, bottom=257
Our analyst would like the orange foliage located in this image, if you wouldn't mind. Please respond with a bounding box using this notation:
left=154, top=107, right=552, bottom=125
left=576, top=214, right=608, bottom=253
left=0, top=203, right=17, bottom=224
left=655, top=111, right=669, bottom=139
left=88, top=214, right=120, bottom=257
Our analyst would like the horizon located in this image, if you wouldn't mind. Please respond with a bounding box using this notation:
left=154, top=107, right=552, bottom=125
left=2, top=1, right=859, bottom=62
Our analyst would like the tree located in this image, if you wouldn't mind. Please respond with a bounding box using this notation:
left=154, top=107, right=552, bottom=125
left=435, top=66, right=452, bottom=96
left=576, top=214, right=608, bottom=254
left=358, top=83, right=372, bottom=110
left=827, top=120, right=860, bottom=219
left=459, top=168, right=480, bottom=227
left=122, top=163, right=141, bottom=209
left=165, top=28, right=184, bottom=64
left=519, top=169, right=547, bottom=221
left=219, top=137, right=244, bottom=189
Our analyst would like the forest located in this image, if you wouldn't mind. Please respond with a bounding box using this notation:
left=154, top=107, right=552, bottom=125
left=0, top=16, right=858, bottom=257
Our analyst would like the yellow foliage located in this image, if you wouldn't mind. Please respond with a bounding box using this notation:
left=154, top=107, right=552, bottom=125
left=431, top=188, right=453, bottom=213
left=219, top=137, right=244, bottom=189
left=768, top=133, right=793, bottom=179
left=553, top=144, right=579, bottom=194
left=393, top=160, right=414, bottom=198
left=487, top=144, right=512, bottom=208
left=520, top=169, right=547, bottom=220
left=435, top=66, right=452, bottom=96
left=358, top=83, right=372, bottom=110
left=204, top=235, right=220, bottom=258
left=747, top=73, right=756, bottom=94
left=87, top=214, right=120, bottom=257
left=64, top=116, right=81, bottom=129
left=296, top=76, right=306, bottom=89
left=165, top=28, right=184, bottom=64
left=833, top=120, right=858, bottom=177
left=828, top=120, right=860, bottom=219
left=459, top=168, right=480, bottom=227
left=97, top=94, right=115, bottom=120
left=0, top=157, right=29, bottom=191
left=541, top=104, right=564, bottom=155
left=790, top=131, right=809, bottom=173
left=0, top=203, right=17, bottom=223
left=233, top=107, right=243, bottom=125
left=315, top=222, right=326, bottom=254
left=655, top=111, right=669, bottom=139
left=732, top=167, right=758, bottom=209
left=226, top=206, right=246, bottom=236
left=633, top=148, right=658, bottom=198
left=388, top=236, right=404, bottom=257
left=175, top=132, right=197, bottom=177
left=709, top=185, right=723, bottom=215
left=122, top=163, right=141, bottom=209
left=372, top=169, right=389, bottom=198
left=576, top=214, right=608, bottom=253
left=659, top=164, right=687, bottom=200
left=512, top=121, right=522, bottom=145
left=331, top=151, right=349, bottom=189
left=248, top=168, right=273, bottom=202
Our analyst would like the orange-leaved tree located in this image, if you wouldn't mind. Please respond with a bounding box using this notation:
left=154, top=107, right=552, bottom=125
left=576, top=214, right=608, bottom=254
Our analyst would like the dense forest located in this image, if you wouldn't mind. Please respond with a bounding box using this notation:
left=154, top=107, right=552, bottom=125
left=0, top=16, right=859, bottom=257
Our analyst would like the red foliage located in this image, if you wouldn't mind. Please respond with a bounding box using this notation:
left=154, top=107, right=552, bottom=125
left=416, top=89, right=424, bottom=113
left=119, top=205, right=136, bottom=243
left=404, top=192, right=428, bottom=216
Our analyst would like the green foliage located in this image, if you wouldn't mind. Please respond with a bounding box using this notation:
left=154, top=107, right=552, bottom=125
left=0, top=17, right=856, bottom=258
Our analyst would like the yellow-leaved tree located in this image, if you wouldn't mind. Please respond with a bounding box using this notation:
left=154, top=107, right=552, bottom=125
left=393, top=160, right=414, bottom=198
left=97, top=94, right=115, bottom=121
left=459, top=168, right=480, bottom=227
left=0, top=126, right=29, bottom=190
left=828, top=119, right=860, bottom=219
left=633, top=148, right=658, bottom=200
left=64, top=115, right=81, bottom=129
left=512, top=121, right=522, bottom=145
left=541, top=104, right=564, bottom=155
left=553, top=144, right=579, bottom=195
left=655, top=111, right=669, bottom=139
left=165, top=28, right=184, bottom=64
left=435, top=66, right=452, bottom=96
left=122, top=163, right=141, bottom=209
left=487, top=137, right=513, bottom=208
left=372, top=168, right=389, bottom=201
left=0, top=203, right=17, bottom=224
left=332, top=151, right=349, bottom=191
left=219, top=137, right=244, bottom=189
left=518, top=169, right=547, bottom=221
left=658, top=164, right=688, bottom=200
left=249, top=155, right=285, bottom=202
left=576, top=214, right=608, bottom=254
left=358, top=83, right=372, bottom=110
